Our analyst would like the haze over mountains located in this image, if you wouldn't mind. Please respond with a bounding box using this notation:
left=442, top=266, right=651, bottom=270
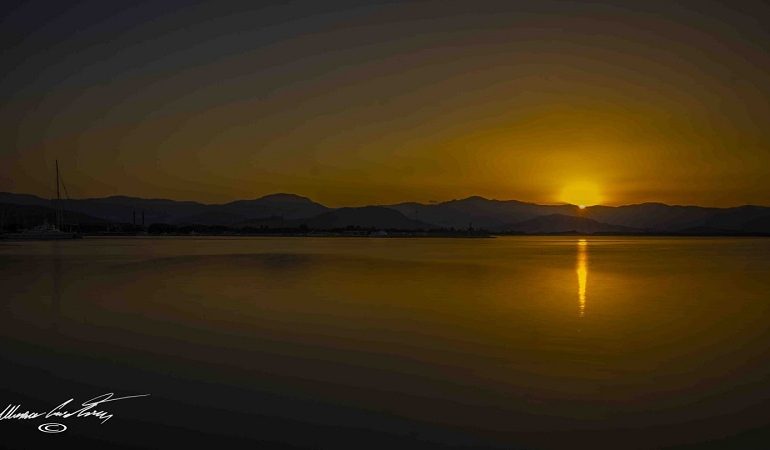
left=1, top=192, right=769, bottom=234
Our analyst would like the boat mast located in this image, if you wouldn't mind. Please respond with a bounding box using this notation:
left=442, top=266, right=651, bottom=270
left=55, top=159, right=62, bottom=230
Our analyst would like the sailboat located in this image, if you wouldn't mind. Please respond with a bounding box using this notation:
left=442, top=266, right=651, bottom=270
left=2, top=160, right=81, bottom=240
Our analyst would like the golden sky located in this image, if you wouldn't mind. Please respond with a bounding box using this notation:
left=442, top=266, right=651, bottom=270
left=1, top=1, right=769, bottom=207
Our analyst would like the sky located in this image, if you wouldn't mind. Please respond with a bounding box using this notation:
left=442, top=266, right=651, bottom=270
left=1, top=0, right=769, bottom=207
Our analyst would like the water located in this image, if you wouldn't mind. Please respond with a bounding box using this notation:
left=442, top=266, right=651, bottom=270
left=1, top=236, right=769, bottom=448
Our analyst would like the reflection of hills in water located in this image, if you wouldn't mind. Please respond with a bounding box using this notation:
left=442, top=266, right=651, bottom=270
left=2, top=192, right=770, bottom=234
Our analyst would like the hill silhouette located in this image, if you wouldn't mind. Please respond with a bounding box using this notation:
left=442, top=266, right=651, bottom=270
left=506, top=214, right=641, bottom=234
left=0, top=202, right=106, bottom=231
left=302, top=206, right=430, bottom=230
left=0, top=192, right=327, bottom=226
left=1, top=192, right=769, bottom=234
left=387, top=196, right=577, bottom=229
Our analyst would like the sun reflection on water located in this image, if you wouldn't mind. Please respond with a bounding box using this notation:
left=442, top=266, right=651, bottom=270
left=577, top=239, right=588, bottom=317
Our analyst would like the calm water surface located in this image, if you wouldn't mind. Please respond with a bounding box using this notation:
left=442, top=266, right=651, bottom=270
left=1, top=236, right=770, bottom=448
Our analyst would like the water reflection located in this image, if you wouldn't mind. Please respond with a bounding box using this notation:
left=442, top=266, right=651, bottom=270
left=51, top=241, right=62, bottom=332
left=576, top=239, right=588, bottom=317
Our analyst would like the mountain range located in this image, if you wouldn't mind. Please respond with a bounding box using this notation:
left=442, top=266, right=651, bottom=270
left=1, top=192, right=769, bottom=234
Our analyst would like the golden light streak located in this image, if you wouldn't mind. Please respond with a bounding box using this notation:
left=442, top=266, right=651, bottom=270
left=577, top=239, right=588, bottom=317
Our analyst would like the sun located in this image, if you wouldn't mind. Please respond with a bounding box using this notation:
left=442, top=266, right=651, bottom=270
left=561, top=183, right=601, bottom=207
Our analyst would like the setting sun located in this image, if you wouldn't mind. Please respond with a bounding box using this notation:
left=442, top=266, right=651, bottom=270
left=561, top=183, right=602, bottom=208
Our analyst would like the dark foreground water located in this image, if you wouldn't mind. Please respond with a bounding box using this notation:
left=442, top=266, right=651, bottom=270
left=1, top=236, right=770, bottom=449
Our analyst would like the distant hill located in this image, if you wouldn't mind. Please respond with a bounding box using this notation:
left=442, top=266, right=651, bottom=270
left=301, top=206, right=430, bottom=230
left=0, top=194, right=210, bottom=224
left=743, top=214, right=770, bottom=233
left=581, top=203, right=770, bottom=233
left=1, top=191, right=769, bottom=234
left=0, top=192, right=327, bottom=226
left=174, top=211, right=252, bottom=226
left=175, top=194, right=329, bottom=225
left=0, top=202, right=106, bottom=229
left=506, top=214, right=640, bottom=234
left=701, top=205, right=770, bottom=231
left=241, top=206, right=430, bottom=230
left=208, top=193, right=329, bottom=224
left=0, top=192, right=51, bottom=207
left=390, top=197, right=770, bottom=233
left=581, top=203, right=717, bottom=231
left=387, top=196, right=577, bottom=229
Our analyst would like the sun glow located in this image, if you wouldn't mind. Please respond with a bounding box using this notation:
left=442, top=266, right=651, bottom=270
left=561, top=182, right=602, bottom=208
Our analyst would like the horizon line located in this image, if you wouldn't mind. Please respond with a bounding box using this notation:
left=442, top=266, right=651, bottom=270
left=1, top=190, right=768, bottom=210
